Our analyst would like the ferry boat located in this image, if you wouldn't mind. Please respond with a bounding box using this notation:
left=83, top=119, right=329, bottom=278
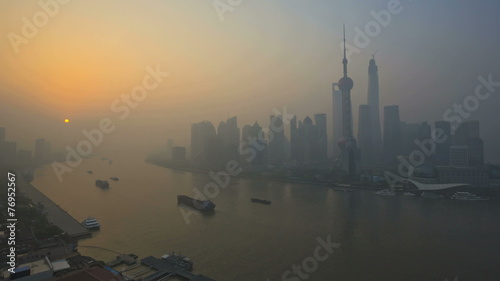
left=451, top=192, right=489, bottom=201
left=95, top=180, right=110, bottom=189
left=251, top=198, right=271, bottom=205
left=375, top=189, right=396, bottom=196
left=161, top=253, right=193, bottom=271
left=177, top=195, right=215, bottom=212
left=82, top=217, right=100, bottom=230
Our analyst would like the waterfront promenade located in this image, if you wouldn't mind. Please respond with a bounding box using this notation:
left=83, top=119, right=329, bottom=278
left=18, top=178, right=90, bottom=239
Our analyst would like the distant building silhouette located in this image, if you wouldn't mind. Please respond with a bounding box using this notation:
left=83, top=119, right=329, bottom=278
left=451, top=120, right=484, bottom=167
left=419, top=121, right=431, bottom=140
left=191, top=121, right=216, bottom=160
left=290, top=114, right=327, bottom=167
left=241, top=121, right=266, bottom=166
left=383, top=105, right=401, bottom=165
left=218, top=116, right=240, bottom=146
left=314, top=113, right=328, bottom=165
left=268, top=115, right=285, bottom=166
left=357, top=104, right=372, bottom=167
left=367, top=57, right=382, bottom=164
left=435, top=121, right=451, bottom=165
left=171, top=146, right=186, bottom=164
left=449, top=146, right=469, bottom=167
left=400, top=122, right=420, bottom=156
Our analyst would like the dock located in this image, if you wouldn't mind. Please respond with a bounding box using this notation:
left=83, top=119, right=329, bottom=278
left=141, top=256, right=215, bottom=281
left=18, top=179, right=91, bottom=239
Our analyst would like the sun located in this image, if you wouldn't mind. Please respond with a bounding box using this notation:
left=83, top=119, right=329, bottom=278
left=64, top=118, right=70, bottom=123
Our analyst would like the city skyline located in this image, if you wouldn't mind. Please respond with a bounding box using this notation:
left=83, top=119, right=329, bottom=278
left=2, top=2, right=500, bottom=281
left=1, top=0, right=500, bottom=163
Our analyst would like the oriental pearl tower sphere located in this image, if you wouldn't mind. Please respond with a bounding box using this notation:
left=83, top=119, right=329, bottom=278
left=337, top=24, right=358, bottom=180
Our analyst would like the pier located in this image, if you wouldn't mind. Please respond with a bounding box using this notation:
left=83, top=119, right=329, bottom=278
left=141, top=256, right=215, bottom=281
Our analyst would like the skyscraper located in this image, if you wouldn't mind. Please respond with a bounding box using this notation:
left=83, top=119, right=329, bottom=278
left=268, top=115, right=285, bottom=166
left=383, top=105, right=401, bottom=165
left=290, top=114, right=328, bottom=167
left=314, top=113, right=328, bottom=164
left=367, top=56, right=382, bottom=163
left=191, top=121, right=216, bottom=160
left=241, top=122, right=266, bottom=166
left=337, top=25, right=358, bottom=180
left=435, top=121, right=451, bottom=165
left=357, top=104, right=372, bottom=167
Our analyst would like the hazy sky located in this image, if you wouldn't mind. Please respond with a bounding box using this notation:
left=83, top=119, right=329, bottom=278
left=1, top=0, right=499, bottom=162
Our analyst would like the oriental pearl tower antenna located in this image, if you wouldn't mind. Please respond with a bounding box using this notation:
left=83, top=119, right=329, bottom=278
left=338, top=24, right=358, bottom=181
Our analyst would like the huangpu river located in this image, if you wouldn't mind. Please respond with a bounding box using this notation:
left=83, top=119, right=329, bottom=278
left=31, top=152, right=500, bottom=281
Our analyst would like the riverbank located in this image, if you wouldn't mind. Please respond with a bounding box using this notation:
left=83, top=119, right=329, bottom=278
left=145, top=159, right=381, bottom=191
left=18, top=178, right=91, bottom=239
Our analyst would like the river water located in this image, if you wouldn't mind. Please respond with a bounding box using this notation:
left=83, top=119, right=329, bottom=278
left=31, top=152, right=500, bottom=281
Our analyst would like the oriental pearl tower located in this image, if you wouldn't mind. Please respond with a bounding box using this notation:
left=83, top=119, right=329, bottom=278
left=338, top=25, right=358, bottom=180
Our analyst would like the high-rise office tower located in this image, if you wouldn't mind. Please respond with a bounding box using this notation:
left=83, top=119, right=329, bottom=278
left=226, top=116, right=240, bottom=146
left=337, top=25, right=358, bottom=180
left=383, top=105, right=402, bottom=165
left=451, top=120, right=483, bottom=167
left=419, top=121, right=432, bottom=140
left=314, top=113, right=328, bottom=164
left=268, top=115, right=285, bottom=165
left=400, top=122, right=420, bottom=156
left=467, top=137, right=484, bottom=167
left=435, top=121, right=451, bottom=165
left=367, top=56, right=382, bottom=163
left=241, top=121, right=266, bottom=166
left=191, top=121, right=216, bottom=160
left=452, top=120, right=479, bottom=145
left=357, top=105, right=372, bottom=167
left=449, top=146, right=469, bottom=167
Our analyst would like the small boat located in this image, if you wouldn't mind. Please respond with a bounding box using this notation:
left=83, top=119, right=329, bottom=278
left=109, top=177, right=119, bottom=181
left=251, top=198, right=271, bottom=205
left=162, top=253, right=193, bottom=271
left=95, top=180, right=110, bottom=189
left=451, top=191, right=489, bottom=201
left=375, top=189, right=396, bottom=196
left=86, top=170, right=93, bottom=174
left=82, top=217, right=100, bottom=230
left=403, top=192, right=416, bottom=196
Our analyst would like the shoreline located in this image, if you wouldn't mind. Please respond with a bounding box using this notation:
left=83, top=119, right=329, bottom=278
left=18, top=177, right=91, bottom=239
left=145, top=159, right=381, bottom=191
